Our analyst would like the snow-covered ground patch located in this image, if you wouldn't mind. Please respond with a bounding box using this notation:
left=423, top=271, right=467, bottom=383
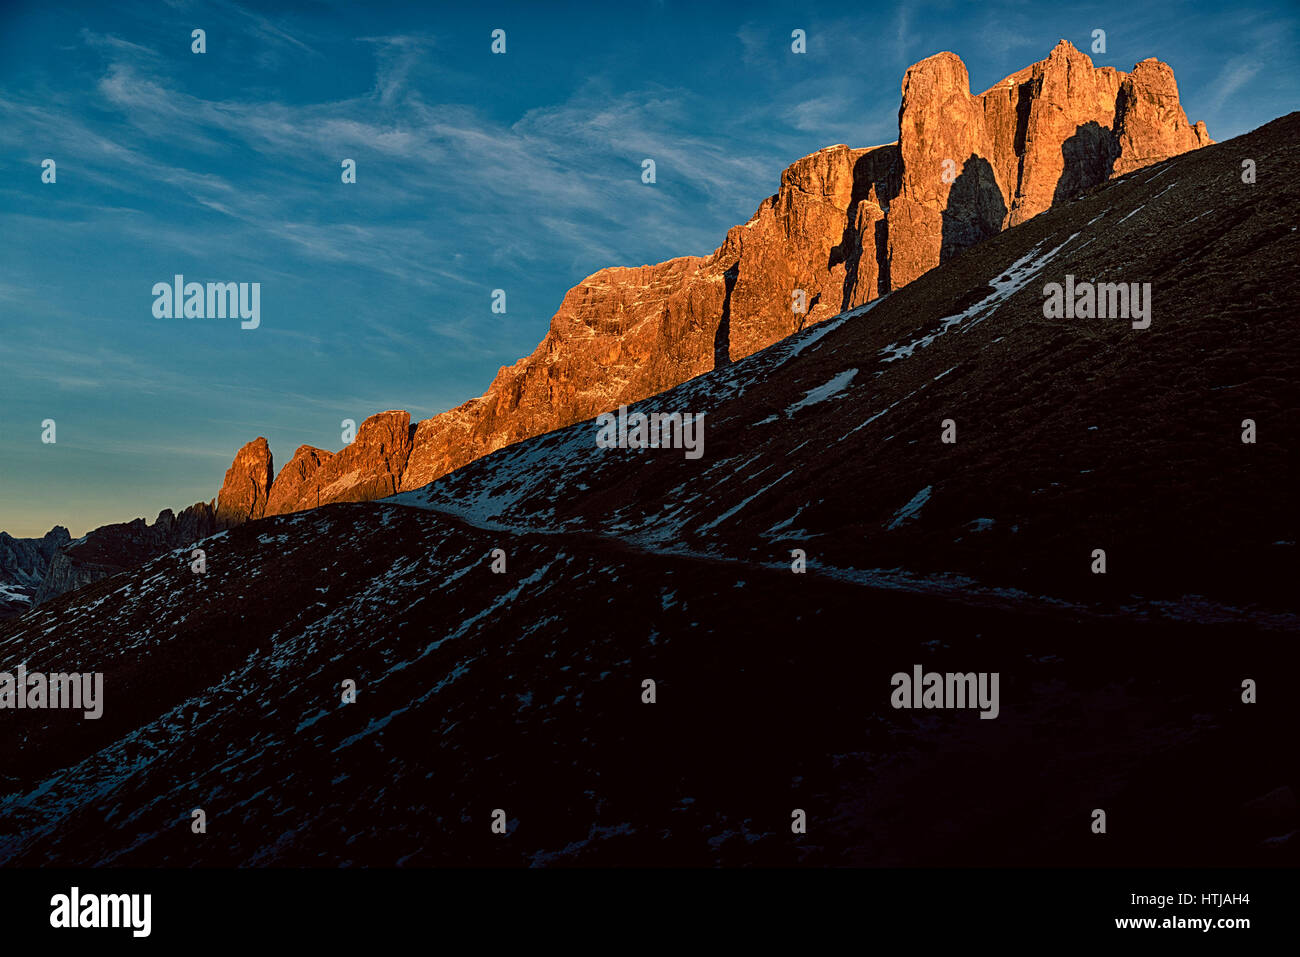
left=887, top=486, right=932, bottom=530
left=0, top=583, right=33, bottom=603
left=785, top=369, right=858, bottom=415
left=877, top=235, right=1077, bottom=365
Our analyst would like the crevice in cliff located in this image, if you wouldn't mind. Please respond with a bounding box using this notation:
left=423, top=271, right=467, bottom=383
left=875, top=216, right=891, bottom=298
left=715, top=263, right=738, bottom=369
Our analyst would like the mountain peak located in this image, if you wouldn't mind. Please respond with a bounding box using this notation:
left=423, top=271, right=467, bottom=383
left=213, top=41, right=1211, bottom=525
left=215, top=437, right=274, bottom=526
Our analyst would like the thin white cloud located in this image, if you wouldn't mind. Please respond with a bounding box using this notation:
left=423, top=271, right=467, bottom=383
left=1204, top=58, right=1262, bottom=113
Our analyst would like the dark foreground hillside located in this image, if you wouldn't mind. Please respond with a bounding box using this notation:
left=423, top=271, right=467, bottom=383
left=0, top=502, right=1294, bottom=866
left=0, top=113, right=1296, bottom=867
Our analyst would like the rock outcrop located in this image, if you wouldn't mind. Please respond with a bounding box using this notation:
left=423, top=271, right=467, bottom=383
left=1111, top=57, right=1214, bottom=176
left=0, top=526, right=70, bottom=588
left=888, top=40, right=1213, bottom=287
left=264, top=445, right=334, bottom=516
left=264, top=412, right=412, bottom=516
left=0, top=526, right=71, bottom=618
left=215, top=437, right=274, bottom=526
left=354, top=42, right=1204, bottom=503
left=394, top=143, right=900, bottom=494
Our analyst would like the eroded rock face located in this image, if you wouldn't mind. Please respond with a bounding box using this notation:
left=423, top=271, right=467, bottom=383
left=265, top=412, right=412, bottom=515
left=33, top=503, right=218, bottom=605
left=720, top=143, right=901, bottom=355
left=264, top=446, right=334, bottom=517
left=0, top=526, right=70, bottom=588
left=393, top=42, right=1207, bottom=497
left=398, top=143, right=901, bottom=493
left=1112, top=58, right=1214, bottom=176
left=215, top=437, right=274, bottom=527
left=888, top=39, right=1212, bottom=287
left=997, top=40, right=1129, bottom=227
left=213, top=42, right=1211, bottom=511
left=889, top=51, right=999, bottom=288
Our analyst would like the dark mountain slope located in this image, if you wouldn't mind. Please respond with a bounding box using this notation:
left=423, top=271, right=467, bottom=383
left=0, top=502, right=1292, bottom=866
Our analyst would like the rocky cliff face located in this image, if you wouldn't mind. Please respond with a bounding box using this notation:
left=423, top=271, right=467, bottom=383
left=0, top=526, right=71, bottom=618
left=235, top=40, right=1209, bottom=516
left=264, top=412, right=412, bottom=515
left=1112, top=58, right=1213, bottom=176
left=0, top=526, right=70, bottom=587
left=33, top=503, right=219, bottom=606
left=264, top=445, right=334, bottom=516
left=888, top=40, right=1213, bottom=287
left=215, top=437, right=274, bottom=526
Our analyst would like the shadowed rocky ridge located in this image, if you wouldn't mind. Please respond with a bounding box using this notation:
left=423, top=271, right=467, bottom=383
left=30, top=504, right=220, bottom=608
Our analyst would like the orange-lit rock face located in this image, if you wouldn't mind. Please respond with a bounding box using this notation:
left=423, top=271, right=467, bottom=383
left=263, top=412, right=412, bottom=516
left=264, top=445, right=334, bottom=516
left=219, top=41, right=1208, bottom=515
left=888, top=40, right=1211, bottom=290
left=215, top=437, right=273, bottom=526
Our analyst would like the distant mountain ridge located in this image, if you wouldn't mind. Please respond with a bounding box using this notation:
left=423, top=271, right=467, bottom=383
left=23, top=39, right=1213, bottom=607
left=32, top=504, right=219, bottom=608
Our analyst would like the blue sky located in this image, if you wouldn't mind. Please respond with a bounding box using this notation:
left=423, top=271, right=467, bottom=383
left=1, top=0, right=1295, bottom=537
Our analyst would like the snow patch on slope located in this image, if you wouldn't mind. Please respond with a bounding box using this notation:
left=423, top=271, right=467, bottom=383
left=887, top=486, right=932, bottom=530
left=785, top=369, right=858, bottom=415
left=878, top=235, right=1077, bottom=364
